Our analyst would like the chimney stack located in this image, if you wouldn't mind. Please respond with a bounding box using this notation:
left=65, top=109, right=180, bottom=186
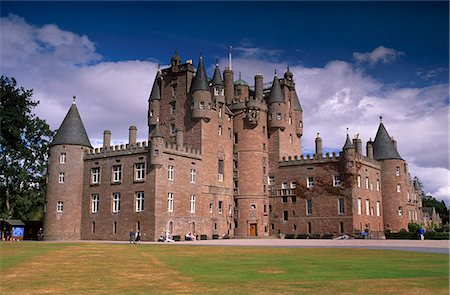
left=129, top=126, right=137, bottom=145
left=254, top=73, right=263, bottom=100
left=103, top=130, right=111, bottom=147
left=315, top=133, right=322, bottom=157
left=366, top=140, right=373, bottom=159
left=353, top=134, right=362, bottom=155
left=176, top=129, right=184, bottom=146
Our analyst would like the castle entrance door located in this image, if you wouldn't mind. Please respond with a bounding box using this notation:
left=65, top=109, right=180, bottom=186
left=249, top=223, right=257, bottom=236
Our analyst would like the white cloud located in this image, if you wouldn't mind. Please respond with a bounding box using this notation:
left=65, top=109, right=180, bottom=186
left=1, top=15, right=448, bottom=204
left=416, top=67, right=448, bottom=81
left=353, top=46, right=405, bottom=65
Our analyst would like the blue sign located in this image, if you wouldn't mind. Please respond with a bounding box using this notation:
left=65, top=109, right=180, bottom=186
left=12, top=227, right=24, bottom=237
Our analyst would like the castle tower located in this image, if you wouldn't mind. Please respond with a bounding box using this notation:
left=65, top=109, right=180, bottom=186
left=231, top=73, right=269, bottom=237
left=211, top=61, right=225, bottom=105
left=44, top=98, right=92, bottom=240
left=372, top=119, right=408, bottom=232
left=148, top=69, right=161, bottom=135
left=191, top=54, right=212, bottom=121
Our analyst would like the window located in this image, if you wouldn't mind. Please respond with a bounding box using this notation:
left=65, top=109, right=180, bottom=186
left=209, top=201, right=213, bottom=213
left=370, top=182, right=373, bottom=191
left=218, top=159, right=224, bottom=181
left=357, top=175, right=361, bottom=188
left=170, top=124, right=176, bottom=136
left=170, top=102, right=176, bottom=115
left=58, top=172, right=65, bottom=184
left=277, top=113, right=282, bottom=120
left=189, top=195, right=195, bottom=213
left=307, top=199, right=312, bottom=215
left=376, top=201, right=380, bottom=216
left=60, top=153, right=66, bottom=164
left=339, top=222, right=344, bottom=234
left=149, top=109, right=154, bottom=117
left=281, top=182, right=288, bottom=189
left=112, top=165, right=122, bottom=183
left=283, top=196, right=288, bottom=203
left=333, top=175, right=341, bottom=187
left=199, top=102, right=205, bottom=109
left=365, top=177, right=369, bottom=190
left=396, top=184, right=401, bottom=192
left=190, top=169, right=196, bottom=183
left=234, top=133, right=238, bottom=144
left=218, top=125, right=223, bottom=136
left=218, top=106, right=222, bottom=117
left=288, top=116, right=292, bottom=125
left=289, top=134, right=293, bottom=144
left=214, top=87, right=220, bottom=96
left=283, top=211, right=288, bottom=221
left=91, top=167, right=100, bottom=184
left=307, top=176, right=314, bottom=188
left=91, top=194, right=99, bottom=213
left=57, top=201, right=64, bottom=213
left=365, top=199, right=370, bottom=216
left=338, top=198, right=345, bottom=214
left=112, top=193, right=121, bottom=213
left=263, top=143, right=266, bottom=150
left=398, top=206, right=403, bottom=216
left=135, top=163, right=145, bottom=181
left=291, top=196, right=297, bottom=203
left=357, top=198, right=362, bottom=215
left=218, top=201, right=223, bottom=214
left=268, top=176, right=275, bottom=185
left=227, top=128, right=231, bottom=138
left=135, top=192, right=144, bottom=212
left=168, top=165, right=174, bottom=181
left=167, top=193, right=174, bottom=212
left=376, top=179, right=380, bottom=191
left=171, top=85, right=177, bottom=98
left=113, top=221, right=117, bottom=234
left=396, top=166, right=400, bottom=176
left=307, top=222, right=312, bottom=234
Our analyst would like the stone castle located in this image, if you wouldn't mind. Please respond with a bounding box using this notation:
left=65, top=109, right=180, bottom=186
left=43, top=51, right=424, bottom=240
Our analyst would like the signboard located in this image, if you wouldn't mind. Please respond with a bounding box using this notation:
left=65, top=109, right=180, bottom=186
left=12, top=227, right=24, bottom=237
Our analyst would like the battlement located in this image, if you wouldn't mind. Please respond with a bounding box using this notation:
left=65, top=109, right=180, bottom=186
left=85, top=141, right=148, bottom=159
left=279, top=152, right=341, bottom=166
left=163, top=141, right=202, bottom=160
left=354, top=153, right=381, bottom=169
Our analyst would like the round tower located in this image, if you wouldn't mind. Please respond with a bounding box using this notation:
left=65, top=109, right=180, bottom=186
left=191, top=54, right=212, bottom=121
left=211, top=61, right=225, bottom=105
left=148, top=119, right=164, bottom=169
left=148, top=70, right=161, bottom=128
left=44, top=98, right=92, bottom=240
left=267, top=73, right=286, bottom=130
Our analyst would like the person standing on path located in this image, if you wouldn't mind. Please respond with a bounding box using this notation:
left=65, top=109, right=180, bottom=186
left=129, top=229, right=135, bottom=244
left=419, top=227, right=425, bottom=240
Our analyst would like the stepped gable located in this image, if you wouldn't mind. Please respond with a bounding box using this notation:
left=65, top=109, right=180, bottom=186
left=211, top=63, right=223, bottom=86
left=268, top=75, right=284, bottom=103
left=51, top=101, right=92, bottom=148
left=190, top=54, right=209, bottom=92
left=372, top=122, right=402, bottom=160
left=149, top=70, right=161, bottom=101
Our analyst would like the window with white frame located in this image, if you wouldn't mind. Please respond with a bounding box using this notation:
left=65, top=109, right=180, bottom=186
left=376, top=179, right=380, bottom=191
left=290, top=181, right=296, bottom=189
left=91, top=167, right=100, bottom=184
left=288, top=116, right=292, bottom=125
left=218, top=125, right=223, bottom=135
left=396, top=184, right=401, bottom=192
left=199, top=102, right=205, bottom=109
left=218, top=159, right=224, bottom=181
left=281, top=182, right=288, bottom=189
left=338, top=198, right=345, bottom=214
left=357, top=198, right=362, bottom=215
left=396, top=166, right=400, bottom=176
left=333, top=175, right=341, bottom=187
left=370, top=182, right=373, bottom=191
left=218, top=201, right=223, bottom=214
left=135, top=163, right=145, bottom=181
left=365, top=177, right=369, bottom=190
left=268, top=176, right=275, bottom=185
left=91, top=194, right=99, bottom=213
left=289, top=134, right=293, bottom=144
left=168, top=165, right=174, bottom=181
left=190, top=195, right=196, bottom=213
left=135, top=192, right=144, bottom=212
left=112, top=165, right=122, bottom=183
left=167, top=193, right=174, bottom=212
left=218, top=106, right=222, bottom=118
left=190, top=169, right=196, bottom=183
left=58, top=172, right=65, bottom=184
left=407, top=192, right=410, bottom=201
left=276, top=113, right=282, bottom=120
left=376, top=201, right=381, bottom=216
left=149, top=109, right=154, bottom=117
left=60, top=153, right=66, bottom=164
left=365, top=199, right=370, bottom=216
left=112, top=193, right=121, bottom=213
left=398, top=206, right=403, bottom=216
left=306, top=199, right=312, bottom=215
left=57, top=201, right=64, bottom=212
left=357, top=175, right=361, bottom=188
left=307, top=176, right=314, bottom=189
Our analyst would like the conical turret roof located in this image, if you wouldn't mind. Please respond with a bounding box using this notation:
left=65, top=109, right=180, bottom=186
left=211, top=63, right=223, bottom=86
left=342, top=134, right=354, bottom=150
left=292, top=91, right=302, bottom=111
left=51, top=101, right=92, bottom=148
left=372, top=122, right=402, bottom=160
left=150, top=119, right=163, bottom=138
left=149, top=70, right=161, bottom=101
left=268, top=75, right=284, bottom=103
left=190, top=55, right=209, bottom=92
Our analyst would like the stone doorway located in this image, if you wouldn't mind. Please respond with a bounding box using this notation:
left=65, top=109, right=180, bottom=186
left=249, top=223, right=257, bottom=236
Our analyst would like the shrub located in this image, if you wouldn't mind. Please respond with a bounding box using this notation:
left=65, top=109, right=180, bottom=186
left=425, top=231, right=450, bottom=240
left=212, top=234, right=219, bottom=240
left=322, top=234, right=334, bottom=239
left=200, top=234, right=208, bottom=240
left=172, top=235, right=181, bottom=241
left=296, top=234, right=309, bottom=239
left=408, top=223, right=421, bottom=235
left=285, top=234, right=296, bottom=239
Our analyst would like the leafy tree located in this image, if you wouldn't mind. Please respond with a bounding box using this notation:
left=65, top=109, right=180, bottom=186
left=422, top=195, right=449, bottom=225
left=0, top=76, right=54, bottom=220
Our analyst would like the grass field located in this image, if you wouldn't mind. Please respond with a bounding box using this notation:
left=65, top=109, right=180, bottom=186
left=0, top=242, right=448, bottom=294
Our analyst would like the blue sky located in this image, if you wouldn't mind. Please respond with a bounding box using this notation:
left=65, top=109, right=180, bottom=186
left=1, top=1, right=449, bottom=202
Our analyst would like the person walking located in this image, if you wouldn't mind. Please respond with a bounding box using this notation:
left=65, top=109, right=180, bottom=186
left=419, top=227, right=425, bottom=240
left=135, top=230, right=141, bottom=243
left=129, top=229, right=135, bottom=244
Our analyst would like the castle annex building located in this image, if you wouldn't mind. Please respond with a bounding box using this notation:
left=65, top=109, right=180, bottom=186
left=44, top=52, right=423, bottom=240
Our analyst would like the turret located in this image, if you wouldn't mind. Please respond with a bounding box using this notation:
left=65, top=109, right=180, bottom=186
left=211, top=61, right=225, bottom=105
left=267, top=73, right=286, bottom=130
left=170, top=50, right=181, bottom=71
left=148, top=70, right=161, bottom=128
left=366, top=139, right=374, bottom=159
left=245, top=73, right=266, bottom=126
left=353, top=134, right=363, bottom=155
left=44, top=98, right=91, bottom=240
left=149, top=118, right=164, bottom=169
left=342, top=132, right=355, bottom=154
left=190, top=54, right=212, bottom=121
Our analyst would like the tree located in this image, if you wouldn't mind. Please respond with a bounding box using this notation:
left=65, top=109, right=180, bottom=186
left=0, top=76, right=54, bottom=220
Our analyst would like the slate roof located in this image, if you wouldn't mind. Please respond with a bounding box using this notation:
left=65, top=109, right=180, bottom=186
left=211, top=64, right=223, bottom=86
left=292, top=91, right=302, bottom=111
left=190, top=56, right=209, bottom=92
left=149, top=71, right=161, bottom=101
left=150, top=120, right=163, bottom=138
left=234, top=72, right=248, bottom=86
left=372, top=122, right=402, bottom=160
left=342, top=134, right=354, bottom=150
left=51, top=102, right=92, bottom=148
left=268, top=75, right=284, bottom=103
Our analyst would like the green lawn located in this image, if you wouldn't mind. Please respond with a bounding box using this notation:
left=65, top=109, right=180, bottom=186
left=0, top=242, right=448, bottom=294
